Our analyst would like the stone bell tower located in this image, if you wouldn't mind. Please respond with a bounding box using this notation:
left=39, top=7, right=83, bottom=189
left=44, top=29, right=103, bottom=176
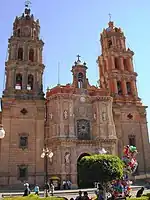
left=0, top=3, right=45, bottom=186
left=97, top=20, right=150, bottom=175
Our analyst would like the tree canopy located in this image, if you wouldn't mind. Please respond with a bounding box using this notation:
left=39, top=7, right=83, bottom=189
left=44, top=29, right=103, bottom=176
left=78, top=154, right=124, bottom=188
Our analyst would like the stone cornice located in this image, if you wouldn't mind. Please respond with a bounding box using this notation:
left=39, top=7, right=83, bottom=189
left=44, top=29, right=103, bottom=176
left=5, top=61, right=45, bottom=69
left=47, top=137, right=117, bottom=146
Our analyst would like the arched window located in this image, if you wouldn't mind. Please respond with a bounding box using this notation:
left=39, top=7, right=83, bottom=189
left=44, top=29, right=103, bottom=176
left=108, top=40, right=112, bottom=48
left=117, top=81, right=122, bottom=95
left=126, top=82, right=132, bottom=95
left=77, top=119, right=90, bottom=140
left=18, top=48, right=23, bottom=60
left=78, top=72, right=84, bottom=88
left=17, top=29, right=20, bottom=37
left=27, top=74, right=34, bottom=90
left=29, top=49, right=34, bottom=62
left=114, top=57, right=119, bottom=69
left=15, top=73, right=22, bottom=90
left=123, top=59, right=128, bottom=71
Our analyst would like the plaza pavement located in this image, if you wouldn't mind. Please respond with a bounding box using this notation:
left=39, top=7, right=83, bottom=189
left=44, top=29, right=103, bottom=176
left=1, top=186, right=149, bottom=199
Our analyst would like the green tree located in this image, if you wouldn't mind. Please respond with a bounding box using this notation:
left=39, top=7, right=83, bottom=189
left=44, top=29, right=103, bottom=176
left=78, top=154, right=124, bottom=191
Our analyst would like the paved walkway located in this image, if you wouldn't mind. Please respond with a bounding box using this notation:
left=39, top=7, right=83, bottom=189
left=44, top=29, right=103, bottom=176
left=0, top=186, right=147, bottom=199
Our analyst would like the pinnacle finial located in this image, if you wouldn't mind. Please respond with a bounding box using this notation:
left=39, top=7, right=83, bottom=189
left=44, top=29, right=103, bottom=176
left=108, top=13, right=112, bottom=22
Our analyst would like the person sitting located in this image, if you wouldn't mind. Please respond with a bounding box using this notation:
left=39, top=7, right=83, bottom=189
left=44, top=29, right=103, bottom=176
left=136, top=187, right=144, bottom=197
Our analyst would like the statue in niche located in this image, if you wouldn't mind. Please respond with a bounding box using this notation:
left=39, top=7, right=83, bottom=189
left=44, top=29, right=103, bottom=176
left=102, top=111, right=107, bottom=121
left=63, top=110, right=68, bottom=120
left=94, top=112, right=97, bottom=120
left=49, top=113, right=53, bottom=120
left=64, top=152, right=70, bottom=164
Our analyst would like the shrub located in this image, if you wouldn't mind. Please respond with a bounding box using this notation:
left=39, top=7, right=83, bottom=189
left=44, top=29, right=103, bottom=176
left=78, top=154, right=124, bottom=188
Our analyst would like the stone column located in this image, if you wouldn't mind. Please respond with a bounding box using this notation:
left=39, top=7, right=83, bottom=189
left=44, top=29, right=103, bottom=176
left=111, top=56, right=115, bottom=69
left=70, top=147, right=77, bottom=187
left=23, top=68, right=28, bottom=90
left=59, top=99, right=65, bottom=137
left=122, top=80, right=127, bottom=95
left=105, top=58, right=109, bottom=71
left=113, top=79, right=118, bottom=94
left=120, top=57, right=124, bottom=70
left=128, top=58, right=134, bottom=72
left=11, top=68, right=15, bottom=89
left=69, top=101, right=75, bottom=138
left=131, top=80, right=138, bottom=97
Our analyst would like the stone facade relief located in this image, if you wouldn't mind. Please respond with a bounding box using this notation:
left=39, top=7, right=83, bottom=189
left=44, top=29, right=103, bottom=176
left=49, top=113, right=53, bottom=120
left=94, top=112, right=97, bottom=120
left=64, top=152, right=71, bottom=164
left=63, top=110, right=68, bottom=120
left=99, top=103, right=108, bottom=123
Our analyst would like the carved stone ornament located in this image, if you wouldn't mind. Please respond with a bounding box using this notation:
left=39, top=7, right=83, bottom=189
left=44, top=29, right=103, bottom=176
left=102, top=111, right=107, bottom=121
left=20, top=108, right=28, bottom=115
left=64, top=152, right=70, bottom=164
left=49, top=113, right=53, bottom=120
left=94, top=112, right=97, bottom=120
left=80, top=96, right=86, bottom=103
left=63, top=110, right=68, bottom=120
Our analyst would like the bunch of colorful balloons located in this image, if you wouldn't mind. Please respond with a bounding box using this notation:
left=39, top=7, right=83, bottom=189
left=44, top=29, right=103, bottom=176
left=122, top=145, right=138, bottom=174
left=111, top=145, right=138, bottom=198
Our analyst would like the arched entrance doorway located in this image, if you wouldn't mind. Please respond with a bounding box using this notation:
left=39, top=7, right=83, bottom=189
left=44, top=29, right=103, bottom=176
left=77, top=153, right=91, bottom=188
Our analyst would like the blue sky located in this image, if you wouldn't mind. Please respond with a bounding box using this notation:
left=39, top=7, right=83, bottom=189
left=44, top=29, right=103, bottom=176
left=0, top=0, right=150, bottom=135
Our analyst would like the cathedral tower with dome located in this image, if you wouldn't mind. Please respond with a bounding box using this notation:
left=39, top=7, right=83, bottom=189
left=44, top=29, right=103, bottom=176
left=0, top=4, right=149, bottom=188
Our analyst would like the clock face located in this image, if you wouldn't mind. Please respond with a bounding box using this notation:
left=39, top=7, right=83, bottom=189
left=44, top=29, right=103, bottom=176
left=80, top=96, right=86, bottom=103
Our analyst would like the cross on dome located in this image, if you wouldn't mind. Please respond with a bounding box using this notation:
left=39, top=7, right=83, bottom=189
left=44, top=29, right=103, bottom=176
left=77, top=54, right=81, bottom=62
left=25, top=0, right=31, bottom=8
left=108, top=13, right=112, bottom=22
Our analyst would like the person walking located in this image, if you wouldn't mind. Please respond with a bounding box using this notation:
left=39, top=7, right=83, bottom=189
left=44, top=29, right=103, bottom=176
left=23, top=183, right=30, bottom=196
left=34, top=184, right=40, bottom=195
left=50, top=183, right=55, bottom=196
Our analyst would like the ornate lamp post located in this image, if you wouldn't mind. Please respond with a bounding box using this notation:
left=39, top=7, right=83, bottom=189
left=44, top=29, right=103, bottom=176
left=41, top=148, right=53, bottom=196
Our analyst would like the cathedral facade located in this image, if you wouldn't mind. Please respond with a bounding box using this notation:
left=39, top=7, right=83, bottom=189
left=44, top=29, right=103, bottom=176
left=0, top=6, right=150, bottom=188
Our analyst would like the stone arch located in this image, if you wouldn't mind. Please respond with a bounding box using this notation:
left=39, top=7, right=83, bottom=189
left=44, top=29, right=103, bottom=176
left=29, top=48, right=34, bottom=62
left=18, top=47, right=23, bottom=60
left=27, top=74, right=34, bottom=90
left=78, top=72, right=84, bottom=88
left=15, top=73, right=22, bottom=90
left=77, top=152, right=91, bottom=187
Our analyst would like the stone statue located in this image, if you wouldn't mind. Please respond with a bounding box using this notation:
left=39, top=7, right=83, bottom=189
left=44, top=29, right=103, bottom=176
left=102, top=111, right=107, bottom=121
left=65, top=152, right=70, bottom=164
left=63, top=110, right=68, bottom=120
left=94, top=113, right=97, bottom=120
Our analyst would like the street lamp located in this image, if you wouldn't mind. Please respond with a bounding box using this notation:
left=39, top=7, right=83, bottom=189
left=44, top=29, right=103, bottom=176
left=41, top=148, right=53, bottom=196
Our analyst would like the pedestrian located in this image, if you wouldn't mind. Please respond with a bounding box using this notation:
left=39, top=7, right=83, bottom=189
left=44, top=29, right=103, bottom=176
left=67, top=180, right=72, bottom=189
left=23, top=183, right=30, bottom=196
left=34, top=184, right=39, bottom=195
left=50, top=183, right=55, bottom=196
left=44, top=182, right=50, bottom=197
left=136, top=187, right=144, bottom=197
left=75, top=190, right=83, bottom=200
left=63, top=180, right=66, bottom=190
